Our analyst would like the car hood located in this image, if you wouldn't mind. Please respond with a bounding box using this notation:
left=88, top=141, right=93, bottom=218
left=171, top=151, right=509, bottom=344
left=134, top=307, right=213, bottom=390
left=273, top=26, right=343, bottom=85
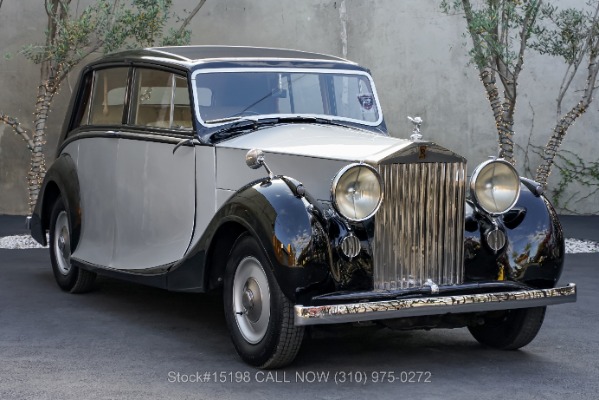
left=213, top=123, right=465, bottom=204
left=214, top=123, right=410, bottom=162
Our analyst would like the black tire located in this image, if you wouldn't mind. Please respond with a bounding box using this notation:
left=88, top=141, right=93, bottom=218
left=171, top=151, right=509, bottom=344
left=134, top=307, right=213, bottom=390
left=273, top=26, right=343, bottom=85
left=468, top=306, right=546, bottom=350
left=223, top=234, right=304, bottom=368
left=49, top=197, right=96, bottom=294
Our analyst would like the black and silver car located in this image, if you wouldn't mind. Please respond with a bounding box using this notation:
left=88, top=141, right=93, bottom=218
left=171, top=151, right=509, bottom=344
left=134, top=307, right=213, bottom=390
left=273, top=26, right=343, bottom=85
left=29, top=46, right=576, bottom=368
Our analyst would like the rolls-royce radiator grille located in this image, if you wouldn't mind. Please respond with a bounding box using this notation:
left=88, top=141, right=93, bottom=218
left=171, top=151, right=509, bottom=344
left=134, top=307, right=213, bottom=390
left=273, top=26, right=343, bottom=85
left=373, top=162, right=466, bottom=290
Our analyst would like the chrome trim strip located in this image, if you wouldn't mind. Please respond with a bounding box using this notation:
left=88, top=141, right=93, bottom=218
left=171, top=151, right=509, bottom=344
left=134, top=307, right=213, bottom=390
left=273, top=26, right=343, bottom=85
left=294, top=284, right=577, bottom=326
left=190, top=67, right=384, bottom=128
left=153, top=45, right=356, bottom=64
left=365, top=141, right=466, bottom=166
left=59, top=129, right=196, bottom=154
left=374, top=162, right=466, bottom=290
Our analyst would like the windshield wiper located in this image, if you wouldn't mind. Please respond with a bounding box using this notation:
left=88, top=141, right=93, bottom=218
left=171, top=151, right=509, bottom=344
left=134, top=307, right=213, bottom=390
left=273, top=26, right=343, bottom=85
left=209, top=117, right=279, bottom=141
left=275, top=115, right=348, bottom=127
left=207, top=115, right=352, bottom=142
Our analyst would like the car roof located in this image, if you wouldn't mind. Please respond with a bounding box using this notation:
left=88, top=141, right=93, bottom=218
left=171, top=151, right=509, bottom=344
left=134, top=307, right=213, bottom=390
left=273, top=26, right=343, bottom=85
left=88, top=45, right=366, bottom=71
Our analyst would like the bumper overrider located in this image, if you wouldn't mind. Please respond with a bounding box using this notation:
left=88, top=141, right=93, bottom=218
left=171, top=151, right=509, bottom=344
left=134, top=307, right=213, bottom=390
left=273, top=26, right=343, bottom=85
left=294, top=283, right=576, bottom=326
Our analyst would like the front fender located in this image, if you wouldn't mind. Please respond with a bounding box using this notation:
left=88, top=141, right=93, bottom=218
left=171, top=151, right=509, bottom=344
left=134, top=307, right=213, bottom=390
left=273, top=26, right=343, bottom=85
left=503, top=189, right=565, bottom=287
left=169, top=177, right=332, bottom=300
left=464, top=181, right=565, bottom=288
left=30, top=154, right=82, bottom=248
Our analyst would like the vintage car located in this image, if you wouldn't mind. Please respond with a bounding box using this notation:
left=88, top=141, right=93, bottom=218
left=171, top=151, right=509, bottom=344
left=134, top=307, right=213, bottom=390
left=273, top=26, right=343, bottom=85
left=28, top=46, right=576, bottom=368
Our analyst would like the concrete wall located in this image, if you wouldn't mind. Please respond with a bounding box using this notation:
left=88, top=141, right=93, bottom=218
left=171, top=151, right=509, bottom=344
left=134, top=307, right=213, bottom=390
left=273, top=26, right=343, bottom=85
left=1, top=0, right=597, bottom=214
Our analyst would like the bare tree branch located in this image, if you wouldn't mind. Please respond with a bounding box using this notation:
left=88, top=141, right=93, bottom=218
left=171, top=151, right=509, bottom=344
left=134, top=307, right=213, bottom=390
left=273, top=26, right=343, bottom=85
left=556, top=4, right=599, bottom=118
left=500, top=1, right=509, bottom=60
left=0, top=113, right=35, bottom=150
left=55, top=40, right=104, bottom=84
left=461, top=0, right=487, bottom=68
left=174, top=0, right=207, bottom=38
left=536, top=32, right=599, bottom=187
left=515, top=1, right=542, bottom=79
left=108, top=0, right=120, bottom=30
left=45, top=0, right=53, bottom=17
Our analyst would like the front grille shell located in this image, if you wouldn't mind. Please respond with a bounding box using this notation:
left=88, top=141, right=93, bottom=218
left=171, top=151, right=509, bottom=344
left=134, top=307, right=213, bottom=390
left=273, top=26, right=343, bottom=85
left=373, top=161, right=466, bottom=290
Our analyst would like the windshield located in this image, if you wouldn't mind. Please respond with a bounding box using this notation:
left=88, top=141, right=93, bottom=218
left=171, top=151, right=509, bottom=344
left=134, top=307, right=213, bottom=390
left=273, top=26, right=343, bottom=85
left=192, top=69, right=382, bottom=126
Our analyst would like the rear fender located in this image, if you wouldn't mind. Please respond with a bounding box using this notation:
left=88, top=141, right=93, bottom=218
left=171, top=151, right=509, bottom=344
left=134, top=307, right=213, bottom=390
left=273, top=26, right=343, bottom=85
left=30, top=154, right=81, bottom=249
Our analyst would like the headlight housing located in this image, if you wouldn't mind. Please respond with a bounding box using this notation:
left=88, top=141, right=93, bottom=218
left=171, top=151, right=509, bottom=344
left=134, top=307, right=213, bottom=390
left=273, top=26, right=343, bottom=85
left=331, top=163, right=383, bottom=222
left=470, top=159, right=521, bottom=215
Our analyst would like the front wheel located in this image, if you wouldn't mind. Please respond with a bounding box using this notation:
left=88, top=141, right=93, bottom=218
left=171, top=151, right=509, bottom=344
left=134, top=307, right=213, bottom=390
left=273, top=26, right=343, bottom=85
left=468, top=306, right=546, bottom=350
left=49, top=197, right=96, bottom=293
left=223, top=234, right=304, bottom=368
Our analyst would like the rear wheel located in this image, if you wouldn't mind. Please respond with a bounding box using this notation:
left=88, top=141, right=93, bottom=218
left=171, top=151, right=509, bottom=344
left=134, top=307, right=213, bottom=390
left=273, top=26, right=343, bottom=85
left=223, top=234, right=304, bottom=368
left=49, top=197, right=96, bottom=293
left=468, top=307, right=546, bottom=350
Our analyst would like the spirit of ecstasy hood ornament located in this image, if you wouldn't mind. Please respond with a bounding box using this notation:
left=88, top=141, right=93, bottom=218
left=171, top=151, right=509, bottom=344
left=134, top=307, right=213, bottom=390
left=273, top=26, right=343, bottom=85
left=407, top=116, right=423, bottom=141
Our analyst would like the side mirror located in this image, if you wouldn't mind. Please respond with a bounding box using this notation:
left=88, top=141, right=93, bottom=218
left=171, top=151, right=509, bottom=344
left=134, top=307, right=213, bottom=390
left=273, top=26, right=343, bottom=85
left=245, top=148, right=265, bottom=169
left=245, top=148, right=274, bottom=179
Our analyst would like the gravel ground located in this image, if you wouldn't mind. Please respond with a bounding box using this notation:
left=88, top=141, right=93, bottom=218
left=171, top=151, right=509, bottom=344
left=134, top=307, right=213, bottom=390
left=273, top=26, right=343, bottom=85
left=0, top=235, right=46, bottom=250
left=565, top=238, right=599, bottom=254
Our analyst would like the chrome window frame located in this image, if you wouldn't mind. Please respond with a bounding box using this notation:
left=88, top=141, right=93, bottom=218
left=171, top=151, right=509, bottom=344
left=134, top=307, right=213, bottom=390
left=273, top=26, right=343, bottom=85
left=190, top=67, right=385, bottom=128
left=128, top=68, right=194, bottom=132
left=88, top=67, right=130, bottom=126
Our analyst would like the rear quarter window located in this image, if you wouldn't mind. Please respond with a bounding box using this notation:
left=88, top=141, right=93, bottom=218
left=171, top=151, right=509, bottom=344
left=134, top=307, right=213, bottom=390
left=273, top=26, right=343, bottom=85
left=87, top=68, right=130, bottom=125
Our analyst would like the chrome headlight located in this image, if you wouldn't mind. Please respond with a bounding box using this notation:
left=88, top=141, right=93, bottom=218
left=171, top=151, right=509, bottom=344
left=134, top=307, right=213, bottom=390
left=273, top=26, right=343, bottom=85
left=331, top=163, right=383, bottom=222
left=470, top=159, right=521, bottom=215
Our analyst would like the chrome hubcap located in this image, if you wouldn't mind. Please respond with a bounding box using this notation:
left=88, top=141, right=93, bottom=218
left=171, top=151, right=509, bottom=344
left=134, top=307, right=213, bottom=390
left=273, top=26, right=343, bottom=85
left=233, top=256, right=270, bottom=344
left=241, top=278, right=263, bottom=323
left=53, top=211, right=71, bottom=275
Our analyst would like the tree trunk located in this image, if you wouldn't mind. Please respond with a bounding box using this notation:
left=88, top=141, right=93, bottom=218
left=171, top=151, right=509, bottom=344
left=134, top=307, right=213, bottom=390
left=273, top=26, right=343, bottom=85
left=27, top=0, right=67, bottom=213
left=535, top=101, right=587, bottom=188
left=498, top=99, right=515, bottom=164
left=480, top=69, right=516, bottom=162
left=481, top=69, right=503, bottom=127
left=28, top=79, right=56, bottom=213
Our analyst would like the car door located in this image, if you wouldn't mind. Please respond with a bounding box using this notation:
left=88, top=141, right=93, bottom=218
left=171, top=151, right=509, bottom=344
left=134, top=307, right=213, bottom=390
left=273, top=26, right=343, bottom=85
left=110, top=67, right=196, bottom=271
left=69, top=67, right=128, bottom=268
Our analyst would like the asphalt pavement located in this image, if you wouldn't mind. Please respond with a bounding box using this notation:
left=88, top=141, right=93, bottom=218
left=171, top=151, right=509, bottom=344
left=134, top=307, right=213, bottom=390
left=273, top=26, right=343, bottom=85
left=559, top=215, right=599, bottom=242
left=0, top=215, right=28, bottom=237
left=0, top=214, right=598, bottom=399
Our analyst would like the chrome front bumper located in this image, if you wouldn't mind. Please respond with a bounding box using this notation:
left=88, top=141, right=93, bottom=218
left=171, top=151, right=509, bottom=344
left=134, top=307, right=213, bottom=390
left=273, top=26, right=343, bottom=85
left=294, top=283, right=577, bottom=326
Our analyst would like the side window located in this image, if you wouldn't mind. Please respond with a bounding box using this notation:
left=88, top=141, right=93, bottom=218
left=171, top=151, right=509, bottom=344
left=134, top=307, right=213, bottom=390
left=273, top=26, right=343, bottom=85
left=88, top=68, right=129, bottom=125
left=70, top=72, right=94, bottom=132
left=131, top=69, right=193, bottom=130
